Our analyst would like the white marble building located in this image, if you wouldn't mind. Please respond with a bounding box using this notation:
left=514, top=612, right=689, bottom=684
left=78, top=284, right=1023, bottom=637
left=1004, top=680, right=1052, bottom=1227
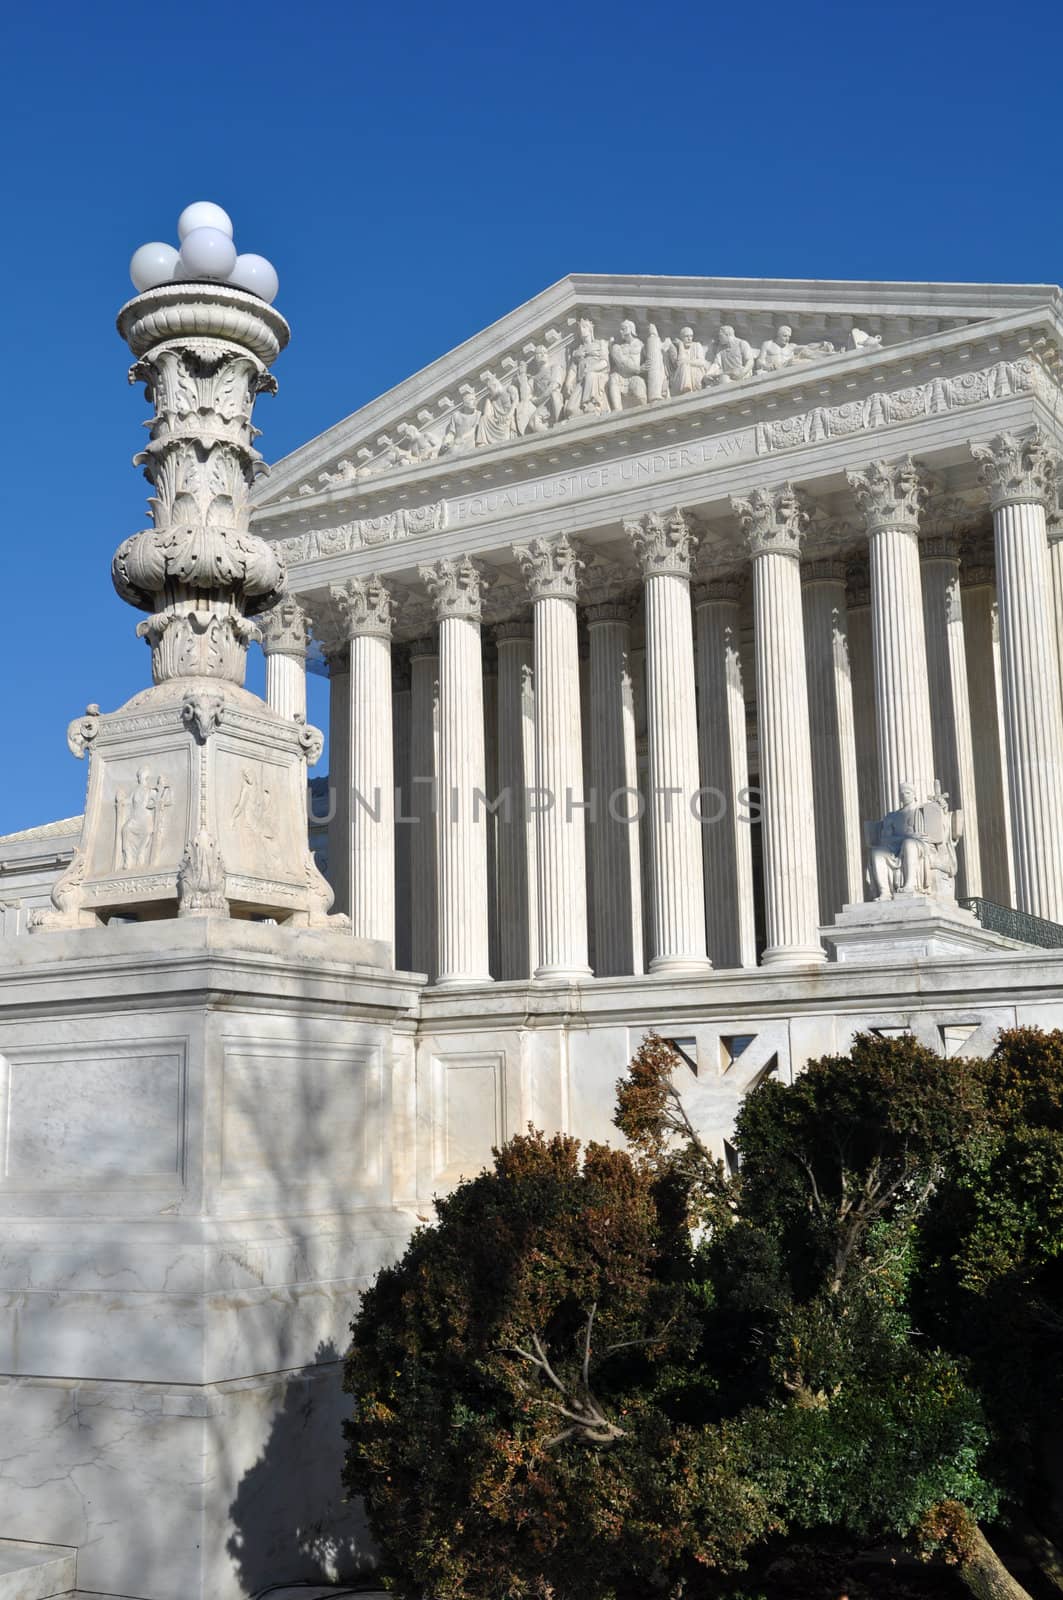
left=4, top=270, right=1063, bottom=1600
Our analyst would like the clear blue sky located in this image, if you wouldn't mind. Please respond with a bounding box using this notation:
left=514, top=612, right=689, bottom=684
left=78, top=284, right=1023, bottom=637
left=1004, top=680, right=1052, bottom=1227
left=1, top=0, right=1060, bottom=834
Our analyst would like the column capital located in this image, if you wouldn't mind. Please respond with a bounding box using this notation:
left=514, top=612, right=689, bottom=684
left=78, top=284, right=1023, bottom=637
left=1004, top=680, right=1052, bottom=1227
left=846, top=454, right=933, bottom=535
left=492, top=618, right=534, bottom=644
left=624, top=506, right=695, bottom=577
left=584, top=598, right=634, bottom=626
left=972, top=426, right=1061, bottom=511
left=961, top=562, right=996, bottom=589
left=258, top=593, right=309, bottom=658
left=801, top=558, right=848, bottom=586
left=732, top=482, right=810, bottom=560
left=304, top=592, right=349, bottom=664
left=419, top=555, right=487, bottom=621
left=407, top=632, right=438, bottom=659
left=329, top=575, right=393, bottom=639
left=919, top=534, right=961, bottom=563
left=513, top=533, right=584, bottom=600
left=693, top=573, right=744, bottom=606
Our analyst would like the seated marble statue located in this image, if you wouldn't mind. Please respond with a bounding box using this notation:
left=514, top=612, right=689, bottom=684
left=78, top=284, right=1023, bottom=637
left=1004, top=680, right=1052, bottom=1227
left=865, top=782, right=961, bottom=901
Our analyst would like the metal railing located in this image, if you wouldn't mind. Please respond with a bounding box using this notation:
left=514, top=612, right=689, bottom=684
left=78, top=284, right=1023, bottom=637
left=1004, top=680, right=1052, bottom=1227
left=959, top=897, right=1063, bottom=949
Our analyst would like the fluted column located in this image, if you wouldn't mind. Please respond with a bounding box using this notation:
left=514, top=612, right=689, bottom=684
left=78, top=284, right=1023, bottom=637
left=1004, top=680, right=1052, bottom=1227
left=845, top=559, right=880, bottom=854
left=973, top=428, right=1063, bottom=921
left=586, top=600, right=643, bottom=976
left=1048, top=514, right=1063, bottom=706
left=624, top=509, right=711, bottom=974
left=693, top=576, right=756, bottom=967
left=392, top=648, right=413, bottom=971
left=483, top=639, right=501, bottom=977
left=494, top=621, right=538, bottom=980
left=308, top=596, right=351, bottom=918
left=408, top=635, right=439, bottom=981
left=961, top=567, right=1014, bottom=906
left=847, top=455, right=937, bottom=810
left=800, top=560, right=863, bottom=920
left=513, top=535, right=591, bottom=981
left=331, top=576, right=395, bottom=955
left=259, top=594, right=309, bottom=722
left=920, top=530, right=981, bottom=898
left=420, top=557, right=492, bottom=987
left=732, top=484, right=824, bottom=968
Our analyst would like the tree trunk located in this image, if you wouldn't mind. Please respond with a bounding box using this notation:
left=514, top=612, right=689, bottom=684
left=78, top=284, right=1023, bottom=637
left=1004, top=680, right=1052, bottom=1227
left=959, top=1521, right=1035, bottom=1600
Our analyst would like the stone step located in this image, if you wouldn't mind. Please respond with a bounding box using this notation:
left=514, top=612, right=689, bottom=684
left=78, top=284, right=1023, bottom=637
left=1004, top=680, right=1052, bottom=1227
left=0, top=1541, right=76, bottom=1600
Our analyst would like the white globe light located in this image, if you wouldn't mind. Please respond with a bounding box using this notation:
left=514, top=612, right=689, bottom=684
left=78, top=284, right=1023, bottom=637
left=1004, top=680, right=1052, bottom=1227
left=177, top=201, right=233, bottom=241
left=179, top=226, right=238, bottom=281
left=226, top=252, right=280, bottom=303
left=129, top=241, right=180, bottom=292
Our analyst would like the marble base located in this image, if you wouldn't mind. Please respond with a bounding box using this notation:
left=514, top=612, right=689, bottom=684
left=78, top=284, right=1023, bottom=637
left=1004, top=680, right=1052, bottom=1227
left=0, top=919, right=420, bottom=1600
left=824, top=894, right=1026, bottom=963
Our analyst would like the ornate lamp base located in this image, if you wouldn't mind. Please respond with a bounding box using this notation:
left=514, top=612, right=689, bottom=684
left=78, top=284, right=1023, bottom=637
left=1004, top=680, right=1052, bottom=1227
left=32, top=680, right=343, bottom=932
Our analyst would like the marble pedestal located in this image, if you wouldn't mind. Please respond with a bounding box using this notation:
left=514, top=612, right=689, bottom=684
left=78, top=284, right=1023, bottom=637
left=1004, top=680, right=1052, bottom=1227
left=824, top=895, right=1025, bottom=963
left=0, top=919, right=422, bottom=1600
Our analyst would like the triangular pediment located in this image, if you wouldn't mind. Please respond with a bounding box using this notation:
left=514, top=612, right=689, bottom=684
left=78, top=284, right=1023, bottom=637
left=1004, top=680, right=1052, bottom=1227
left=252, top=273, right=1061, bottom=514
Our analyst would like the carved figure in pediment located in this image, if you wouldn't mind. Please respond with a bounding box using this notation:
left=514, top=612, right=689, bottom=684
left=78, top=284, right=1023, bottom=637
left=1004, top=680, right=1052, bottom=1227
left=848, top=327, right=883, bottom=355
left=755, top=324, right=836, bottom=375
left=395, top=421, right=439, bottom=464
left=439, top=391, right=481, bottom=457
left=564, top=318, right=610, bottom=418
left=866, top=782, right=960, bottom=901
left=607, top=320, right=648, bottom=411
left=644, top=324, right=668, bottom=402
left=320, top=458, right=360, bottom=487
left=662, top=326, right=710, bottom=394
left=476, top=374, right=520, bottom=447
left=526, top=342, right=567, bottom=428
left=115, top=768, right=171, bottom=871
left=706, top=325, right=756, bottom=385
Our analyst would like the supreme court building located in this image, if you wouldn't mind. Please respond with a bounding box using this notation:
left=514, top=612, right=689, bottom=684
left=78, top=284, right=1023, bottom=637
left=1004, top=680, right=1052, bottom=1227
left=6, top=273, right=1063, bottom=1600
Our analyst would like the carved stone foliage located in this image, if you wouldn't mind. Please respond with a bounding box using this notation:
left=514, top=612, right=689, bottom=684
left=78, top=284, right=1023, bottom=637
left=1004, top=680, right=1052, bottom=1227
left=177, top=828, right=228, bottom=917
left=279, top=312, right=891, bottom=496
left=732, top=483, right=810, bottom=559
left=420, top=556, right=487, bottom=621
left=847, top=455, right=933, bottom=535
left=258, top=593, right=309, bottom=656
left=329, top=576, right=394, bottom=639
left=67, top=705, right=101, bottom=759
left=114, top=289, right=289, bottom=686
left=625, top=508, right=696, bottom=578
left=972, top=425, right=1061, bottom=510
left=756, top=356, right=1047, bottom=457
left=513, top=534, right=585, bottom=600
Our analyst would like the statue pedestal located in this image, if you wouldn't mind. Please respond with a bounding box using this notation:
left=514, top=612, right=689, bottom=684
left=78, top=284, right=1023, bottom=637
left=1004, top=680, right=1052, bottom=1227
left=0, top=919, right=421, bottom=1600
left=824, top=894, right=1027, bottom=963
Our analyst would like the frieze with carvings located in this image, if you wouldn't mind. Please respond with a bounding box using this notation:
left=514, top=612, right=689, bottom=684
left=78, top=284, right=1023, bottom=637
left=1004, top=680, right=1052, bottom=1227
left=754, top=357, right=1048, bottom=456
left=275, top=500, right=448, bottom=565
left=276, top=314, right=890, bottom=497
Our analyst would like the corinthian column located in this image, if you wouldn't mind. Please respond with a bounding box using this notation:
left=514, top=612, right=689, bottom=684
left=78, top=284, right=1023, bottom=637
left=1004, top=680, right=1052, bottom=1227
left=847, top=456, right=937, bottom=811
left=919, top=525, right=981, bottom=898
left=494, top=621, right=538, bottom=980
left=800, top=559, right=863, bottom=920
left=732, top=484, right=824, bottom=968
left=307, top=594, right=351, bottom=918
left=330, top=576, right=395, bottom=956
left=625, top=509, right=711, bottom=974
left=693, top=576, right=756, bottom=967
left=408, top=635, right=439, bottom=981
left=513, top=535, right=591, bottom=981
left=961, top=565, right=1014, bottom=906
left=1048, top=504, right=1063, bottom=705
left=586, top=600, right=643, bottom=976
left=972, top=428, right=1063, bottom=921
left=419, top=557, right=492, bottom=986
left=259, top=594, right=309, bottom=722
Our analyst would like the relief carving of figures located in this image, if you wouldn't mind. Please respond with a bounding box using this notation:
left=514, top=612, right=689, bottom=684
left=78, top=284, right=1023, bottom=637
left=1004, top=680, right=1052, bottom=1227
left=706, top=324, right=756, bottom=385
left=867, top=782, right=961, bottom=901
left=395, top=421, right=439, bottom=464
left=476, top=374, right=521, bottom=447
left=755, top=323, right=835, bottom=375
left=564, top=318, right=610, bottom=417
left=663, top=326, right=711, bottom=394
left=607, top=320, right=648, bottom=411
left=439, top=390, right=481, bottom=456
left=526, top=340, right=567, bottom=427
left=115, top=768, right=171, bottom=870
left=232, top=768, right=277, bottom=853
